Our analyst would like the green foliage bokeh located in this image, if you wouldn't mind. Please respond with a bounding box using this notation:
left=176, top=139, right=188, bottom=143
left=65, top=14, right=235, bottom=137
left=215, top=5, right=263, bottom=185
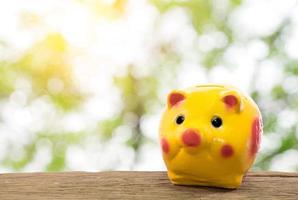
left=0, top=0, right=297, bottom=171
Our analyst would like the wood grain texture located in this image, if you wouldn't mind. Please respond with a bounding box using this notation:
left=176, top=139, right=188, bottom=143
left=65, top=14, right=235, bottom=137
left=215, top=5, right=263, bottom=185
left=0, top=171, right=297, bottom=200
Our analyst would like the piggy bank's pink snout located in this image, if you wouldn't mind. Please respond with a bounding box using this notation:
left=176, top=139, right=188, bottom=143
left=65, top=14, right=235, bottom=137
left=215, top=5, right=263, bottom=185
left=182, top=129, right=201, bottom=147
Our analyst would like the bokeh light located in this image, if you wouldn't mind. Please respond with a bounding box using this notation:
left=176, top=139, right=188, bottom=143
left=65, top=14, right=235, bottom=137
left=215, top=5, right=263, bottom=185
left=0, top=0, right=297, bottom=172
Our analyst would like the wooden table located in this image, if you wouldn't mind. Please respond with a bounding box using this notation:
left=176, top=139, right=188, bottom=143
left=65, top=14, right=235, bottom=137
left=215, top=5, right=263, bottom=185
left=0, top=171, right=297, bottom=199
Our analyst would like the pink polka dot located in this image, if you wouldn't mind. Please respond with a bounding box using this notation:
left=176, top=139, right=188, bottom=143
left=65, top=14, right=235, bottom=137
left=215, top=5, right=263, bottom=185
left=182, top=129, right=201, bottom=147
left=223, top=95, right=238, bottom=108
left=250, top=117, right=262, bottom=157
left=221, top=144, right=234, bottom=158
left=161, top=138, right=170, bottom=154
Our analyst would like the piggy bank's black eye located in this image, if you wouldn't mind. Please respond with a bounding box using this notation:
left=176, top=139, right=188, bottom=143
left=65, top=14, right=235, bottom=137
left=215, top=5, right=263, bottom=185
left=211, top=116, right=222, bottom=128
left=176, top=115, right=185, bottom=125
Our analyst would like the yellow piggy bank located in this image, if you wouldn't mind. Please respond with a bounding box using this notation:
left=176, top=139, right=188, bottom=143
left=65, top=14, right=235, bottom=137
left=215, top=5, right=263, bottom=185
left=159, top=84, right=262, bottom=189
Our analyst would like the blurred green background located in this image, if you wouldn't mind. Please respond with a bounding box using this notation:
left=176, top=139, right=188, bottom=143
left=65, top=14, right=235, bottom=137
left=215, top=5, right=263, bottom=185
left=0, top=0, right=297, bottom=172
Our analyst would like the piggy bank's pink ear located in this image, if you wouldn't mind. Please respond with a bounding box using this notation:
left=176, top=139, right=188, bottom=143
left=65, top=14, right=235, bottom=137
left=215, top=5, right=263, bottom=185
left=167, top=90, right=185, bottom=108
left=221, top=90, right=243, bottom=113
